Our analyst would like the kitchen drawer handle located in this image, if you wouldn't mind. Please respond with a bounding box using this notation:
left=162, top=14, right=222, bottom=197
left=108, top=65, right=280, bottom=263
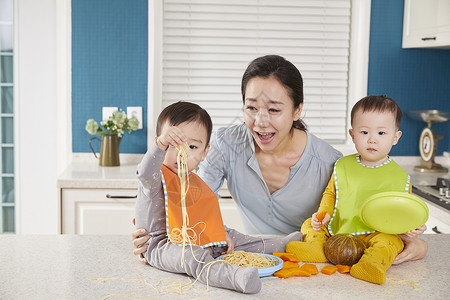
left=106, top=194, right=137, bottom=199
left=432, top=226, right=442, bottom=234
left=421, top=37, right=436, bottom=41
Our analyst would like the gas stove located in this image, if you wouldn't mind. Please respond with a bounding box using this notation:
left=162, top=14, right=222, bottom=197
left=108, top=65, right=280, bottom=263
left=413, top=177, right=450, bottom=211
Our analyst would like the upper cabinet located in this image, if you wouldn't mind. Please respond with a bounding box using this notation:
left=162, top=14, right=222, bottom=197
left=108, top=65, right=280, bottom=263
left=402, top=0, right=450, bottom=49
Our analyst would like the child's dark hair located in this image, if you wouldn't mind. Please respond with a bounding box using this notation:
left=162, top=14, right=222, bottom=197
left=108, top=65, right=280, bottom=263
left=156, top=101, right=213, bottom=146
left=351, top=95, right=402, bottom=129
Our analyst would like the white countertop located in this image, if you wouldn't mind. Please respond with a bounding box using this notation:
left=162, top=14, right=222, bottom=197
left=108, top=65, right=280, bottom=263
left=0, top=234, right=448, bottom=299
left=57, top=154, right=143, bottom=189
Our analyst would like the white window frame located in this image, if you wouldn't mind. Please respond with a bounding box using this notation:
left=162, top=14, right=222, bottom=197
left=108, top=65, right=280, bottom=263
left=148, top=0, right=371, bottom=155
left=15, top=0, right=67, bottom=234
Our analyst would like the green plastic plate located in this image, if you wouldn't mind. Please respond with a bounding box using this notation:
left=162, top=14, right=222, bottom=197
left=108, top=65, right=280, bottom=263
left=360, top=192, right=429, bottom=234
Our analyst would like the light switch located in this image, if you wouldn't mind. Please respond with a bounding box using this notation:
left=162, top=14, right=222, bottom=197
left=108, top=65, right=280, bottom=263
left=127, top=106, right=143, bottom=129
left=102, top=107, right=118, bottom=121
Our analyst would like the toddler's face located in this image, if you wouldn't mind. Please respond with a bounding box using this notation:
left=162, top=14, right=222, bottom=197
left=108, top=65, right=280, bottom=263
left=162, top=120, right=209, bottom=174
left=349, top=109, right=402, bottom=167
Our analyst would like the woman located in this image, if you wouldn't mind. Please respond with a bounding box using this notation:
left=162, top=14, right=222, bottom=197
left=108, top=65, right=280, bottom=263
left=132, top=55, right=427, bottom=264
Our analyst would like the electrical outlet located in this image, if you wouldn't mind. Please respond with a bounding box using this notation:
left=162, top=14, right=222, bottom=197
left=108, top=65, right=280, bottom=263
left=102, top=107, right=118, bottom=121
left=127, top=106, right=143, bottom=129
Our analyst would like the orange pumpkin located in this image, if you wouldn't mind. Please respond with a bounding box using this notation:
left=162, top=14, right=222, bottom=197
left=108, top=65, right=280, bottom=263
left=324, top=234, right=366, bottom=266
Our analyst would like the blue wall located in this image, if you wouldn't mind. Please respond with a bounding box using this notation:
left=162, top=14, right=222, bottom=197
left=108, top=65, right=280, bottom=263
left=71, top=0, right=450, bottom=155
left=72, top=0, right=148, bottom=153
left=368, top=0, right=450, bottom=156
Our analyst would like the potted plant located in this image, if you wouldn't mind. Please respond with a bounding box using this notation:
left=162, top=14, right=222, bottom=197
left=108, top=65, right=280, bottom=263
left=86, top=109, right=139, bottom=166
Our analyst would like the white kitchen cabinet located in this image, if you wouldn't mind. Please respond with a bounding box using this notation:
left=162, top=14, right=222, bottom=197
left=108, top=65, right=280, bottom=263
left=421, top=195, right=450, bottom=234
left=61, top=188, right=137, bottom=234
left=403, top=0, right=450, bottom=48
left=57, top=159, right=141, bottom=234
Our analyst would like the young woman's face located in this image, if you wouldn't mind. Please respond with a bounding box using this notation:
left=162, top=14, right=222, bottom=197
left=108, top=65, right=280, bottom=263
left=349, top=109, right=402, bottom=167
left=243, top=76, right=302, bottom=153
left=162, top=120, right=210, bottom=173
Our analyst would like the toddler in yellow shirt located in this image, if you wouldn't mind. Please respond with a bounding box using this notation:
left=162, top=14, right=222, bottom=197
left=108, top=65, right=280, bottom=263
left=286, top=95, right=426, bottom=284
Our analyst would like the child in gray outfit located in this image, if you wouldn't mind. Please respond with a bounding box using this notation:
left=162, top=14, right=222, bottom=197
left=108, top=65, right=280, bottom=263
left=135, top=101, right=301, bottom=294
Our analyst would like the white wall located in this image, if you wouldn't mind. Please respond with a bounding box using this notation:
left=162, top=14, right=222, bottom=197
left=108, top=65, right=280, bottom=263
left=15, top=0, right=61, bottom=234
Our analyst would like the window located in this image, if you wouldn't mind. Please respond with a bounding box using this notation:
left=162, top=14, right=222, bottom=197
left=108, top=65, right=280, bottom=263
left=0, top=0, right=15, bottom=233
left=149, top=0, right=370, bottom=149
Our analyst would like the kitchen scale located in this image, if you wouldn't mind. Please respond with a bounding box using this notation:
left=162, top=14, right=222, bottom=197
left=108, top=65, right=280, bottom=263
left=407, top=110, right=450, bottom=173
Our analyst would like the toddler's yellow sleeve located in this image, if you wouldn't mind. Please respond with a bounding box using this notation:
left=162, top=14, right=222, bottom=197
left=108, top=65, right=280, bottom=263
left=317, top=174, right=336, bottom=216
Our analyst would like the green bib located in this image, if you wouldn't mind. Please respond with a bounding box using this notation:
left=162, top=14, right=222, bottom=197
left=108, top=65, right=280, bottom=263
left=328, top=154, right=410, bottom=235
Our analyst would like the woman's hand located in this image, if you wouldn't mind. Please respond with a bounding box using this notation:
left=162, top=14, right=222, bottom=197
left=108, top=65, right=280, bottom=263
left=393, top=233, right=428, bottom=265
left=222, top=232, right=235, bottom=255
left=132, top=218, right=150, bottom=263
left=404, top=224, right=427, bottom=238
left=311, top=211, right=330, bottom=231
